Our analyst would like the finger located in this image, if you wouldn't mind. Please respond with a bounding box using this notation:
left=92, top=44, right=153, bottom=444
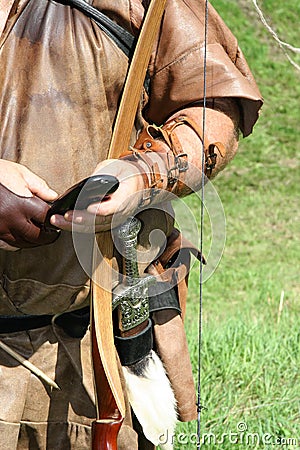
left=0, top=240, right=19, bottom=251
left=87, top=185, right=140, bottom=216
left=23, top=168, right=58, bottom=201
left=51, top=211, right=115, bottom=233
left=72, top=211, right=114, bottom=230
left=9, top=219, right=58, bottom=247
left=50, top=214, right=73, bottom=231
left=65, top=210, right=98, bottom=225
left=51, top=213, right=97, bottom=233
left=87, top=197, right=119, bottom=215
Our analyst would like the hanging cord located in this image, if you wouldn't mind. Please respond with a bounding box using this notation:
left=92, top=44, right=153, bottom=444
left=197, top=0, right=209, bottom=448
left=252, top=0, right=300, bottom=72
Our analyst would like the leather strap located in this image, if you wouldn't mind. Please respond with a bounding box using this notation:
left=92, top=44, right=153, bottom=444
left=63, top=0, right=134, bottom=58
left=115, top=319, right=153, bottom=366
left=62, top=0, right=151, bottom=92
left=119, top=115, right=226, bottom=203
left=0, top=0, right=15, bottom=37
left=147, top=115, right=226, bottom=180
left=0, top=313, right=53, bottom=333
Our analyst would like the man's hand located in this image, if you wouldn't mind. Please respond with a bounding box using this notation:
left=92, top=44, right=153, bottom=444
left=0, top=160, right=58, bottom=198
left=0, top=160, right=59, bottom=249
left=50, top=159, right=145, bottom=232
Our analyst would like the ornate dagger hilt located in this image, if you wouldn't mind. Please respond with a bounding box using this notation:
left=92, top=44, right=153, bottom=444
left=117, top=216, right=142, bottom=285
left=112, top=217, right=155, bottom=332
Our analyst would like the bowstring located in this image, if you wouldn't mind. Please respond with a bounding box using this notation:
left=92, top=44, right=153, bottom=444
left=197, top=0, right=209, bottom=447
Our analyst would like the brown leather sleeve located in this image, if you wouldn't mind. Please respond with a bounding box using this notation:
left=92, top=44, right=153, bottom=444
left=143, top=0, right=263, bottom=136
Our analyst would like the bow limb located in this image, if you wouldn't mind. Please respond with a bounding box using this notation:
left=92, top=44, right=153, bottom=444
left=108, top=0, right=167, bottom=159
left=91, top=231, right=125, bottom=450
left=89, top=1, right=168, bottom=447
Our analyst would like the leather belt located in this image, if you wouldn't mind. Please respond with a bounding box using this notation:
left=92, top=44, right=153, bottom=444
left=0, top=314, right=53, bottom=333
left=0, top=282, right=179, bottom=335
left=0, top=306, right=90, bottom=337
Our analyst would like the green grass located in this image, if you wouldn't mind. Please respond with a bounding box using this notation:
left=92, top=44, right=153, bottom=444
left=160, top=1, right=300, bottom=448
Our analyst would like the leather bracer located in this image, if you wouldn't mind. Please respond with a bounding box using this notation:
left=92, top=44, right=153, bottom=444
left=120, top=115, right=225, bottom=203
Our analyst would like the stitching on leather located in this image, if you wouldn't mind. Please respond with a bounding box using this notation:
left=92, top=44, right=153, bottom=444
left=152, top=44, right=201, bottom=75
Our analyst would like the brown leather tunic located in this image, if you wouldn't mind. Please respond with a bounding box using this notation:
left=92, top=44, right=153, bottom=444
left=0, top=2, right=262, bottom=448
left=0, top=0, right=262, bottom=316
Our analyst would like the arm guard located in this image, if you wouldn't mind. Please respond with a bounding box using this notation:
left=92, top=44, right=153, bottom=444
left=119, top=115, right=225, bottom=204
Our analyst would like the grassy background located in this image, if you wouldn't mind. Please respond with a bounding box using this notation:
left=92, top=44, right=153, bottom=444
left=161, top=1, right=300, bottom=448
